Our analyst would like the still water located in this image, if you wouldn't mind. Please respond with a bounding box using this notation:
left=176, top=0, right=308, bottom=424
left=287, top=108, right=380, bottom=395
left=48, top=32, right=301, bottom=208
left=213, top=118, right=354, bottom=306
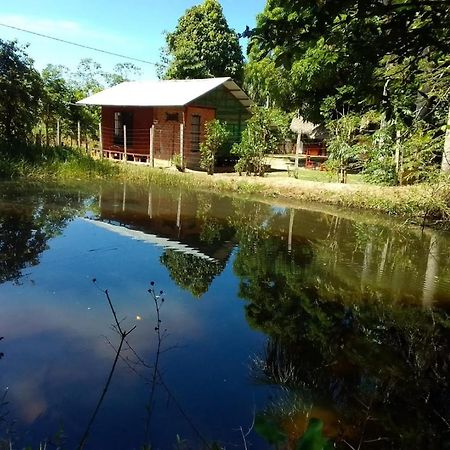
left=0, top=180, right=449, bottom=449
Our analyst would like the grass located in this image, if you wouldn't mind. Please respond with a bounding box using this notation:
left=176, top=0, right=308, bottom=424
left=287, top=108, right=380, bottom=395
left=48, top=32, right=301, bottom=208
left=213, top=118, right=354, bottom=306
left=0, top=143, right=119, bottom=180
left=290, top=167, right=364, bottom=184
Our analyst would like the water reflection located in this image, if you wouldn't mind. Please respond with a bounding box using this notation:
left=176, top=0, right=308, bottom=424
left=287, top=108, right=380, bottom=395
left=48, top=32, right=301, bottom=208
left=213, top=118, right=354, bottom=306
left=0, top=181, right=449, bottom=449
left=0, top=184, right=89, bottom=284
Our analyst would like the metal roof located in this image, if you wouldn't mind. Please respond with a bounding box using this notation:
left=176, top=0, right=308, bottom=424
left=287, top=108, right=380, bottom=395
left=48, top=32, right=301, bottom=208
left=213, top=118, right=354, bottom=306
left=77, top=77, right=253, bottom=109
left=83, top=219, right=218, bottom=262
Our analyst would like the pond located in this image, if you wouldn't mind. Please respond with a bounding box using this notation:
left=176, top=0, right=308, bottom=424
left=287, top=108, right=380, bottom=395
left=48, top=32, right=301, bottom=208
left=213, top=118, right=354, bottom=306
left=0, top=180, right=449, bottom=449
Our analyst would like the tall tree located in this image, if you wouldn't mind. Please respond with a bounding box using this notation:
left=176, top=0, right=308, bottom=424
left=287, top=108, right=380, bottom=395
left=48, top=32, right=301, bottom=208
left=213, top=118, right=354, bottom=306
left=160, top=0, right=244, bottom=81
left=0, top=39, right=42, bottom=144
left=250, top=0, right=450, bottom=174
left=41, top=64, right=71, bottom=146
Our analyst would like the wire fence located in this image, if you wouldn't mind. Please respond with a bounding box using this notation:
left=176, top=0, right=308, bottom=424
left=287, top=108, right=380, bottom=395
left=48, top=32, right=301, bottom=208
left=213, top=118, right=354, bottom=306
left=100, top=123, right=207, bottom=168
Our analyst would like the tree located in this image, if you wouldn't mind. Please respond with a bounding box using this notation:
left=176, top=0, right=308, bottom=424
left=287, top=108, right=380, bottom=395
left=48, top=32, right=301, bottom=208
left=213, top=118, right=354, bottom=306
left=41, top=64, right=71, bottom=146
left=0, top=39, right=42, bottom=145
left=243, top=45, right=291, bottom=109
left=250, top=0, right=450, bottom=177
left=161, top=0, right=244, bottom=81
left=232, top=107, right=290, bottom=176
left=103, top=62, right=142, bottom=87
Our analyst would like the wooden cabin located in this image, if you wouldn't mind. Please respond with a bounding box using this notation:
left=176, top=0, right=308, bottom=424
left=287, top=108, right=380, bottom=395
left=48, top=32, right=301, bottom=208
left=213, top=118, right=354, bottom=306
left=77, top=78, right=252, bottom=169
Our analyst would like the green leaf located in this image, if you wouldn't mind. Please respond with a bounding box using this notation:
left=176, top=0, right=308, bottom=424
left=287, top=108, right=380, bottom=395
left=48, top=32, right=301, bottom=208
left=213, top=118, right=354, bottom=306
left=254, top=414, right=288, bottom=445
left=296, top=418, right=333, bottom=450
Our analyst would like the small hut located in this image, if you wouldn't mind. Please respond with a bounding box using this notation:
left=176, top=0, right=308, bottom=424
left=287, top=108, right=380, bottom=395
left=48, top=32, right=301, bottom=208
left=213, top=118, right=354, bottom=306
left=290, top=116, right=327, bottom=168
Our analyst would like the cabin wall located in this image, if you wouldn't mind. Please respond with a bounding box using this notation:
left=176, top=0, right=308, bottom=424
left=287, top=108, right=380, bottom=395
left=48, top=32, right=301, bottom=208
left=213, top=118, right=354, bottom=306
left=184, top=106, right=216, bottom=167
left=102, top=106, right=153, bottom=155
left=191, top=85, right=251, bottom=144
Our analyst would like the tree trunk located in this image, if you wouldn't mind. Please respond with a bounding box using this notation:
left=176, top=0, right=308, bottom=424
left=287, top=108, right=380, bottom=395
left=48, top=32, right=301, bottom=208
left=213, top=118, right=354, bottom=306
left=442, top=105, right=450, bottom=172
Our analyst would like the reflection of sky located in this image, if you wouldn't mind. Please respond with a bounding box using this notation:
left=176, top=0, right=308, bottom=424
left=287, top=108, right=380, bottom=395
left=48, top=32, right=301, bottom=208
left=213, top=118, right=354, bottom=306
left=0, top=218, right=270, bottom=449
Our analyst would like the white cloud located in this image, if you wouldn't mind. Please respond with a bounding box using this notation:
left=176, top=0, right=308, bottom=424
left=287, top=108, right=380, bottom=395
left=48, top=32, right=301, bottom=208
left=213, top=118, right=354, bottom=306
left=0, top=14, right=127, bottom=44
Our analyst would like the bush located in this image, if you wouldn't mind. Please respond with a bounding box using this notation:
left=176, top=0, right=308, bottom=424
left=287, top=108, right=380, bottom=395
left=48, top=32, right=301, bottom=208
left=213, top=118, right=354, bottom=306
left=232, top=107, right=289, bottom=176
left=199, top=119, right=230, bottom=175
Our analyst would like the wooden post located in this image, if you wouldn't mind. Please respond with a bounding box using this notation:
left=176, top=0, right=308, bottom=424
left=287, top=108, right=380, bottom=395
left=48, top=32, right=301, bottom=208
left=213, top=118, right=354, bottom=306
left=123, top=124, right=127, bottom=162
left=56, top=119, right=60, bottom=146
left=179, top=123, right=184, bottom=169
left=295, top=132, right=302, bottom=169
left=77, top=121, right=81, bottom=148
left=149, top=125, right=155, bottom=167
left=99, top=123, right=103, bottom=158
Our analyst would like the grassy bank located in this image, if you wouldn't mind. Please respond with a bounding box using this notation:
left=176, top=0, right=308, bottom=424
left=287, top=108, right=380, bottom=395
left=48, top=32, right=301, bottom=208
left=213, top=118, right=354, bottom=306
left=1, top=146, right=449, bottom=229
left=115, top=164, right=450, bottom=229
left=0, top=144, right=118, bottom=180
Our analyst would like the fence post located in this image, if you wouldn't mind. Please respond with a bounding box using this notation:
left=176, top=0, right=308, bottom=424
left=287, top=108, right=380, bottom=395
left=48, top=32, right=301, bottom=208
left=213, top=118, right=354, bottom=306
left=77, top=121, right=81, bottom=148
left=179, top=123, right=184, bottom=169
left=149, top=125, right=155, bottom=167
left=123, top=124, right=127, bottom=162
left=99, top=122, right=103, bottom=158
left=295, top=132, right=302, bottom=169
left=56, top=119, right=60, bottom=146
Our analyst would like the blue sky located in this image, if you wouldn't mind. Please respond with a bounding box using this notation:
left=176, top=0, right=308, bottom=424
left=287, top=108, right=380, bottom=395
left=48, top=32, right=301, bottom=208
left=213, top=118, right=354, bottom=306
left=0, top=0, right=266, bottom=79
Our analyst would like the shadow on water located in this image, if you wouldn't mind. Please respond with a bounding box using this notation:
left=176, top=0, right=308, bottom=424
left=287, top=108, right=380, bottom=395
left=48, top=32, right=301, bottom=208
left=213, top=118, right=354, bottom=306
left=0, top=180, right=450, bottom=448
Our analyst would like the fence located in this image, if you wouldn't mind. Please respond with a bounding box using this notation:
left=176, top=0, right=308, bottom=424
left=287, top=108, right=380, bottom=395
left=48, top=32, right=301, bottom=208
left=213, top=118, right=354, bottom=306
left=100, top=123, right=209, bottom=169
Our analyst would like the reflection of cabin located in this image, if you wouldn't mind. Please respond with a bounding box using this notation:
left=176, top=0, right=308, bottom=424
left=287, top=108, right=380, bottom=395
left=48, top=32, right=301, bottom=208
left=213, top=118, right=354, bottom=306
left=94, top=185, right=235, bottom=265
left=77, top=78, right=252, bottom=169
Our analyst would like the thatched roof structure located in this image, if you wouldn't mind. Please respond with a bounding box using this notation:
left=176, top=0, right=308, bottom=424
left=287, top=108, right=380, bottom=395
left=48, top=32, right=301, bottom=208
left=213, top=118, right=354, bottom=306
left=290, top=116, right=328, bottom=139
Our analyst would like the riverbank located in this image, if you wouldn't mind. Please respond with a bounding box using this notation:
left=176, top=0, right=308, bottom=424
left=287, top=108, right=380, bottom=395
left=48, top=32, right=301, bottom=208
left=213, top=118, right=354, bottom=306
left=116, top=165, right=450, bottom=229
left=1, top=147, right=449, bottom=229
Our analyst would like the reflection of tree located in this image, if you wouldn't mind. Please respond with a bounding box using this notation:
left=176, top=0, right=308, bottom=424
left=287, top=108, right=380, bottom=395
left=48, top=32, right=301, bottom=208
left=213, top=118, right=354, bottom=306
left=160, top=250, right=225, bottom=298
left=0, top=185, right=88, bottom=283
left=233, top=209, right=450, bottom=449
left=196, top=195, right=223, bottom=245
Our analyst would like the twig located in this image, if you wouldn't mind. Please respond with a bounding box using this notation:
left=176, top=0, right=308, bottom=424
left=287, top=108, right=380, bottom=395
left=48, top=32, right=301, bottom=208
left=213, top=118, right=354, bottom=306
left=78, top=283, right=136, bottom=450
left=239, top=426, right=248, bottom=450
left=144, top=284, right=165, bottom=444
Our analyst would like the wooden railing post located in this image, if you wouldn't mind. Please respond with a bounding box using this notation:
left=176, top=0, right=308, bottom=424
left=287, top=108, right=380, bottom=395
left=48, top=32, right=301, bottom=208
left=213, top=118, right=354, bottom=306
left=123, top=124, right=127, bottom=162
left=179, top=123, right=184, bottom=169
left=150, top=125, right=155, bottom=167
left=99, top=122, right=103, bottom=158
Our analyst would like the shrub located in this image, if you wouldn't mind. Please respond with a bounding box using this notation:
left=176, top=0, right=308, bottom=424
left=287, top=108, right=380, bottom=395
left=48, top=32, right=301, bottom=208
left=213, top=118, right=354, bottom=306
left=199, top=119, right=230, bottom=175
left=232, top=107, right=289, bottom=176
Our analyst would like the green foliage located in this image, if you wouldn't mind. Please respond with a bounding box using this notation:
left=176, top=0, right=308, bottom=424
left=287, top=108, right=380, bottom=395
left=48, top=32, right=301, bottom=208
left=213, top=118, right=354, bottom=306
left=199, top=119, right=230, bottom=175
left=104, top=62, right=142, bottom=87
left=254, top=414, right=287, bottom=445
left=0, top=39, right=43, bottom=144
left=325, top=113, right=364, bottom=183
left=161, top=0, right=243, bottom=81
left=160, top=250, right=224, bottom=298
left=232, top=107, right=289, bottom=176
left=244, top=45, right=291, bottom=108
left=0, top=143, right=118, bottom=180
left=296, top=419, right=333, bottom=450
left=249, top=0, right=450, bottom=180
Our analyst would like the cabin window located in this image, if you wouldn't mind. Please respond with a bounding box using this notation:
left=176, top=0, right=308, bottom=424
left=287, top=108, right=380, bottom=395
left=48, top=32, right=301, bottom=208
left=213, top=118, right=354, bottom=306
left=166, top=113, right=179, bottom=122
left=114, top=111, right=133, bottom=146
left=191, top=115, right=201, bottom=152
